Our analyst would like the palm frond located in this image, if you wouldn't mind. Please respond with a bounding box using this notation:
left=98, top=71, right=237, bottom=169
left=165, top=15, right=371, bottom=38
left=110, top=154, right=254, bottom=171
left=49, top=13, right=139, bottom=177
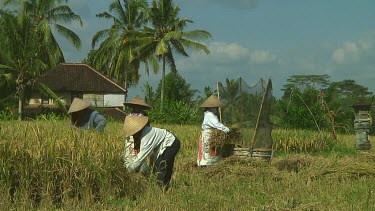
left=54, top=24, right=82, bottom=49
left=179, top=39, right=210, bottom=54
left=49, top=5, right=83, bottom=25
left=37, top=82, right=66, bottom=111
left=182, top=30, right=212, bottom=40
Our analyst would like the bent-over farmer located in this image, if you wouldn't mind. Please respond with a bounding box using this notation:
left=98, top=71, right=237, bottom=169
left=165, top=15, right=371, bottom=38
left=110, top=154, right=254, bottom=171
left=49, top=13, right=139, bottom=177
left=123, top=96, right=152, bottom=175
left=123, top=115, right=180, bottom=190
left=68, top=97, right=107, bottom=132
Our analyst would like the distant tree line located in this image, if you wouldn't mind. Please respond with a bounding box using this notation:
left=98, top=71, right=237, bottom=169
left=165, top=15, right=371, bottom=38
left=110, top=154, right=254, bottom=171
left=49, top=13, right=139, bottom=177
left=140, top=73, right=375, bottom=137
left=1, top=1, right=374, bottom=137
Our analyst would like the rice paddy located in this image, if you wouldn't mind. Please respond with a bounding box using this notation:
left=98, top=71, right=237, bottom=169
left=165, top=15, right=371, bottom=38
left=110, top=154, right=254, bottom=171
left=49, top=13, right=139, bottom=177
left=0, top=120, right=374, bottom=210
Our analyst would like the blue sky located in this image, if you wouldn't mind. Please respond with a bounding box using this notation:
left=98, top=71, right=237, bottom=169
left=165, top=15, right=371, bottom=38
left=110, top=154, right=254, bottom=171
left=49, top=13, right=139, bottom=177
left=49, top=0, right=375, bottom=99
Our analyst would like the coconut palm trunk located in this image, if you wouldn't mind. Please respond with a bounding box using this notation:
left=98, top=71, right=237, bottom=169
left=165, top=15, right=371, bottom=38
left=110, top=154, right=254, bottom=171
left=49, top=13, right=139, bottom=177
left=16, top=71, right=26, bottom=121
left=18, top=94, right=23, bottom=121
left=160, top=56, right=166, bottom=111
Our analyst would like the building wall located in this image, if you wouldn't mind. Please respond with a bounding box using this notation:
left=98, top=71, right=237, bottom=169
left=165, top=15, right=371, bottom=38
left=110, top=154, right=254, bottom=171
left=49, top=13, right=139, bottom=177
left=29, top=92, right=125, bottom=107
left=29, top=91, right=71, bottom=105
left=83, top=94, right=104, bottom=107
left=104, top=94, right=125, bottom=106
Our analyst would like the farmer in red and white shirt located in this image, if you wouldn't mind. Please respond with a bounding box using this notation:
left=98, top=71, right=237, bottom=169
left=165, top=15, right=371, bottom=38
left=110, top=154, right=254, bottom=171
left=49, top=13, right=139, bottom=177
left=197, top=94, right=230, bottom=166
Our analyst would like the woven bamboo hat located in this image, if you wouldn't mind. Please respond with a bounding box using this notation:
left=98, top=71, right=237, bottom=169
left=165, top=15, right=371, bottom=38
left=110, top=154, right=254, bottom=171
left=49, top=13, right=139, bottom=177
left=199, top=94, right=223, bottom=108
left=68, top=98, right=91, bottom=113
left=123, top=95, right=151, bottom=110
left=123, top=115, right=149, bottom=137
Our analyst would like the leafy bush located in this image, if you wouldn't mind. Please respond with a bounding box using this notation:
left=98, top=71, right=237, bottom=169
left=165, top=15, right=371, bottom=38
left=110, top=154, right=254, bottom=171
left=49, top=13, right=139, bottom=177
left=0, top=111, right=17, bottom=120
left=148, top=101, right=202, bottom=125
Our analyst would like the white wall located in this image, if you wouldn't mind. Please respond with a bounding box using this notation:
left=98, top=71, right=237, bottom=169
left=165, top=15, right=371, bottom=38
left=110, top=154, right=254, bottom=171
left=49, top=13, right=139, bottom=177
left=83, top=94, right=104, bottom=107
left=103, top=94, right=125, bottom=107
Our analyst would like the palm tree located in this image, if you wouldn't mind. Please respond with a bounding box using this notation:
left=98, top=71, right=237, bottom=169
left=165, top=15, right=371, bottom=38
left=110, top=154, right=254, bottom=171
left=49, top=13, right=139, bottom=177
left=0, top=11, right=47, bottom=120
left=92, top=0, right=158, bottom=98
left=4, top=0, right=82, bottom=66
left=1, top=0, right=81, bottom=120
left=134, top=0, right=212, bottom=111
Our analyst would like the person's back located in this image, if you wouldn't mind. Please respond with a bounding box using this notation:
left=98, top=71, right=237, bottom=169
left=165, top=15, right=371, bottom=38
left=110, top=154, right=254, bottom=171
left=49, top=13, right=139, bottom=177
left=123, top=116, right=181, bottom=190
left=123, top=96, right=152, bottom=174
left=68, top=98, right=107, bottom=132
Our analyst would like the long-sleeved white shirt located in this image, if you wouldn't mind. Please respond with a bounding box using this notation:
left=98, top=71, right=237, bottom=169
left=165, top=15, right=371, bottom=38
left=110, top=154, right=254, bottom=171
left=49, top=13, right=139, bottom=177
left=126, top=126, right=175, bottom=171
left=202, top=111, right=230, bottom=133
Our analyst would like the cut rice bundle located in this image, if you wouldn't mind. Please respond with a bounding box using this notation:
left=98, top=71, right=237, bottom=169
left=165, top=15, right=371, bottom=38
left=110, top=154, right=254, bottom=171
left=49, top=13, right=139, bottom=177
left=209, top=126, right=241, bottom=148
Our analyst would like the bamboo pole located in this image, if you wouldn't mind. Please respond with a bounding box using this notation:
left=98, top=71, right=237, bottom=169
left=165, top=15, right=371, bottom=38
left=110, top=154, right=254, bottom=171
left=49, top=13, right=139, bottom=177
left=240, top=77, right=243, bottom=145
left=216, top=81, right=222, bottom=122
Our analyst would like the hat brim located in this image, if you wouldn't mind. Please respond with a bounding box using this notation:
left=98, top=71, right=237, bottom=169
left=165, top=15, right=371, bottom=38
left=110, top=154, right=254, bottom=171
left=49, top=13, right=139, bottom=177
left=123, top=116, right=149, bottom=137
left=68, top=98, right=91, bottom=113
left=199, top=95, right=223, bottom=108
left=123, top=102, right=151, bottom=110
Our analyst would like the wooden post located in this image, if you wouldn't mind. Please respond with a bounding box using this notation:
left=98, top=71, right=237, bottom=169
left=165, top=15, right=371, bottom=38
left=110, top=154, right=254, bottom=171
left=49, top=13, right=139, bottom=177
left=216, top=81, right=222, bottom=122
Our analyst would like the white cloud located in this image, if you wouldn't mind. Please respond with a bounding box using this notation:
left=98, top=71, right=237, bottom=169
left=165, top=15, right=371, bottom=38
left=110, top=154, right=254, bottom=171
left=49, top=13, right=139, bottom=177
left=250, top=50, right=277, bottom=64
left=208, top=42, right=250, bottom=61
left=331, top=42, right=360, bottom=64
left=192, top=42, right=278, bottom=65
left=331, top=34, right=375, bottom=64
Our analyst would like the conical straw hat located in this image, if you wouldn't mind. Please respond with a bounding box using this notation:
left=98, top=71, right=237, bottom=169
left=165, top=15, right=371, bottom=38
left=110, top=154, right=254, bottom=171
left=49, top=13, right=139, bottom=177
left=123, top=95, right=151, bottom=110
left=123, top=115, right=149, bottom=137
left=68, top=98, right=91, bottom=113
left=199, top=95, right=223, bottom=108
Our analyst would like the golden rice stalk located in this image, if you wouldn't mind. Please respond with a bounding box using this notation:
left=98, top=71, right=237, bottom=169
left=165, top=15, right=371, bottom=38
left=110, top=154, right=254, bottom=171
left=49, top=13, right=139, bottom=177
left=209, top=126, right=241, bottom=148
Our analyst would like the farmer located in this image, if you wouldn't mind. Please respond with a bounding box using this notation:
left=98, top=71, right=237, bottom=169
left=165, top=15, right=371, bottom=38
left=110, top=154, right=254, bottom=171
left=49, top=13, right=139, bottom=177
left=123, top=95, right=151, bottom=117
left=197, top=94, right=230, bottom=166
left=68, top=97, right=107, bottom=132
left=123, top=115, right=180, bottom=190
left=123, top=96, right=152, bottom=175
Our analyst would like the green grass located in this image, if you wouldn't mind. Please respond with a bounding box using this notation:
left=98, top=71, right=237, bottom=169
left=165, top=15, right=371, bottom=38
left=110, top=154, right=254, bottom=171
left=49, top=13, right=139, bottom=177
left=0, top=120, right=375, bottom=210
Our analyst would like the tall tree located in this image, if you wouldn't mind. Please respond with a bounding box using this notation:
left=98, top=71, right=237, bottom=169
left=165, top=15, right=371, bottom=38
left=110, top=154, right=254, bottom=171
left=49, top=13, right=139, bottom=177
left=282, top=74, right=331, bottom=94
left=4, top=0, right=83, bottom=66
left=134, top=0, right=212, bottom=111
left=326, top=79, right=372, bottom=99
left=155, top=71, right=197, bottom=105
left=0, top=11, right=47, bottom=120
left=1, top=0, right=82, bottom=120
left=92, top=0, right=158, bottom=96
left=0, top=9, right=16, bottom=113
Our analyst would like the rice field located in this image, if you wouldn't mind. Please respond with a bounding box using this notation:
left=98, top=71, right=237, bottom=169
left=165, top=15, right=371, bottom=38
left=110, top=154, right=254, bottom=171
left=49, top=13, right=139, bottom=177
left=0, top=120, right=375, bottom=210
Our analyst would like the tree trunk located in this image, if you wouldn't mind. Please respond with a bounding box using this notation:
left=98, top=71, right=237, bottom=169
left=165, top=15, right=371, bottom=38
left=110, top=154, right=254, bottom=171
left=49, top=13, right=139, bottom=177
left=17, top=73, right=25, bottom=121
left=123, top=80, right=128, bottom=111
left=160, top=56, right=166, bottom=112
left=18, top=92, right=23, bottom=121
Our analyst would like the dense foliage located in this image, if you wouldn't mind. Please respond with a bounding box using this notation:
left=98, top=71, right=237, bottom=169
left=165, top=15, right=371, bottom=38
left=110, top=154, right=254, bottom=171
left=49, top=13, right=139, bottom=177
left=0, top=0, right=82, bottom=120
left=1, top=1, right=374, bottom=136
left=145, top=71, right=202, bottom=124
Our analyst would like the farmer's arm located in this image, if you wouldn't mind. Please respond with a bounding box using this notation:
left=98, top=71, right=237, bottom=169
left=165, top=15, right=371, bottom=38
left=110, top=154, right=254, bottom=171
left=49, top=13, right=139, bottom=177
left=93, top=112, right=107, bottom=132
left=206, top=112, right=230, bottom=133
left=126, top=136, right=155, bottom=171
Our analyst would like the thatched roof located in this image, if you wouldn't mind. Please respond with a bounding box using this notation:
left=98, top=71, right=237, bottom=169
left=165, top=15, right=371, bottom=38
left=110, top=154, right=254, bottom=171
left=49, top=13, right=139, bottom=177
left=38, top=63, right=126, bottom=93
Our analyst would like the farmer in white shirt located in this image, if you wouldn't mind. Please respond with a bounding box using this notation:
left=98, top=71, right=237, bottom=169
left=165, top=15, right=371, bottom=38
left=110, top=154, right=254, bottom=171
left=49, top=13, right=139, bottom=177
left=197, top=94, right=230, bottom=166
left=123, top=115, right=180, bottom=190
left=123, top=96, right=151, bottom=175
